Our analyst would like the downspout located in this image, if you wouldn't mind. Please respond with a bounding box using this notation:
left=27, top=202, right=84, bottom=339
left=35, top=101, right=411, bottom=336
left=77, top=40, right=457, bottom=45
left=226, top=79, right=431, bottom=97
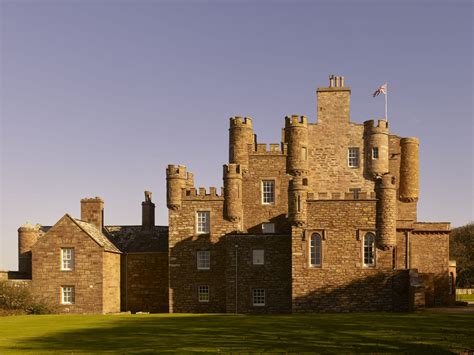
left=235, top=244, right=238, bottom=314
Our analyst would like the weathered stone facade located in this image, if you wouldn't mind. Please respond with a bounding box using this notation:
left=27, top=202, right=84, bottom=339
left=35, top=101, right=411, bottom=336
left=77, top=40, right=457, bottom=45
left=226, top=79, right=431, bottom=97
left=7, top=75, right=453, bottom=313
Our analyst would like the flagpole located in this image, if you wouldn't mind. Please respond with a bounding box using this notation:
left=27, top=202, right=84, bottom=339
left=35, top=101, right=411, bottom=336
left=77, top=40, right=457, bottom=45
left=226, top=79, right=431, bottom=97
left=385, top=83, right=388, bottom=123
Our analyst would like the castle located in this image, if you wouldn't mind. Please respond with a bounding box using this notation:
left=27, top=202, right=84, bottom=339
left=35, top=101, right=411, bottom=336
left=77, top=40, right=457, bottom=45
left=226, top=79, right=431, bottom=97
left=2, top=76, right=456, bottom=314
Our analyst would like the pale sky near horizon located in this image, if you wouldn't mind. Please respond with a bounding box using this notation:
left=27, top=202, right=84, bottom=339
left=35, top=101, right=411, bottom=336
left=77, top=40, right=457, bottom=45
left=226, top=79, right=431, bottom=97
left=1, top=0, right=473, bottom=270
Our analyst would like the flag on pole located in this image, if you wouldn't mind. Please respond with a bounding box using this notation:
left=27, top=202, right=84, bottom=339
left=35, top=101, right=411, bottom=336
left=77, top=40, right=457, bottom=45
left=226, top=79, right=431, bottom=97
left=372, top=83, right=387, bottom=97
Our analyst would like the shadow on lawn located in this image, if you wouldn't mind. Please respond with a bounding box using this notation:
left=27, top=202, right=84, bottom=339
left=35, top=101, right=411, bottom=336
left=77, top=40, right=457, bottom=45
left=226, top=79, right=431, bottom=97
left=7, top=312, right=474, bottom=353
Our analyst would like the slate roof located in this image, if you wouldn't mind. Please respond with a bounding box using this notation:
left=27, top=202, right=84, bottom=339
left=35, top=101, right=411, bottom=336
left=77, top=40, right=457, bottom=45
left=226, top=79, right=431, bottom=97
left=73, top=217, right=122, bottom=253
left=105, top=225, right=168, bottom=253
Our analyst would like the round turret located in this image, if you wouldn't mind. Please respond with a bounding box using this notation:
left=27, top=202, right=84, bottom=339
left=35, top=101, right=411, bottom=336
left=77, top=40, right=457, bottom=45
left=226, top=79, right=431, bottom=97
left=288, top=176, right=308, bottom=227
left=166, top=165, right=187, bottom=210
left=18, top=222, right=39, bottom=276
left=223, top=164, right=243, bottom=225
left=399, top=137, right=419, bottom=202
left=229, top=117, right=254, bottom=169
left=284, top=115, right=308, bottom=175
left=375, top=174, right=397, bottom=249
left=364, top=120, right=389, bottom=178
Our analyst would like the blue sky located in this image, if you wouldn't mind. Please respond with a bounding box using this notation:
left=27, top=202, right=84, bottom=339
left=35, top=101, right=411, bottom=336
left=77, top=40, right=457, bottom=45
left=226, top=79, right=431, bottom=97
left=1, top=0, right=472, bottom=269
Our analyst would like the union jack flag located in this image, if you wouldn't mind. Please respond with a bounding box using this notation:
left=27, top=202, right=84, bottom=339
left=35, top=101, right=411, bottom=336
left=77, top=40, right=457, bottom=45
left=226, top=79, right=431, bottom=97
left=373, top=83, right=387, bottom=97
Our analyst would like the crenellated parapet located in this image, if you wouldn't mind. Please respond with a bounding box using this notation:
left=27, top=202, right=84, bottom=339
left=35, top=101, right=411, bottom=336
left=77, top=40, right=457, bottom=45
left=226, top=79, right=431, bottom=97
left=229, top=116, right=254, bottom=170
left=183, top=187, right=224, bottom=200
left=288, top=175, right=309, bottom=227
left=399, top=137, right=419, bottom=202
left=375, top=174, right=397, bottom=250
left=166, top=164, right=188, bottom=210
left=223, top=164, right=243, bottom=224
left=250, top=143, right=287, bottom=155
left=284, top=115, right=309, bottom=176
left=364, top=119, right=389, bottom=178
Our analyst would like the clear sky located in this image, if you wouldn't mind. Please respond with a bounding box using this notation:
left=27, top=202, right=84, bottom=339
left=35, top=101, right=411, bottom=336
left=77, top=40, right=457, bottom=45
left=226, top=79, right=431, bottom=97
left=1, top=0, right=472, bottom=270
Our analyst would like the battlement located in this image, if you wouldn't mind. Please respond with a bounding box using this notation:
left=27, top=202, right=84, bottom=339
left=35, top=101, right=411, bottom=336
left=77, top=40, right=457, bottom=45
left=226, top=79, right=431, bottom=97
left=249, top=143, right=287, bottom=155
left=223, top=163, right=242, bottom=175
left=377, top=174, right=397, bottom=189
left=307, top=191, right=376, bottom=200
left=166, top=164, right=187, bottom=178
left=230, top=116, right=253, bottom=128
left=285, top=115, right=308, bottom=127
left=364, top=119, right=389, bottom=130
left=80, top=197, right=104, bottom=203
left=183, top=187, right=224, bottom=200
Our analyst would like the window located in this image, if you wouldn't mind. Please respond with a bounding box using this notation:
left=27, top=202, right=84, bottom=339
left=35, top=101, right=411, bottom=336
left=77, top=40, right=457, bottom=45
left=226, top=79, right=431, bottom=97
left=198, top=285, right=209, bottom=302
left=196, top=211, right=210, bottom=234
left=253, top=250, right=264, bottom=265
left=61, top=248, right=74, bottom=270
left=197, top=250, right=210, bottom=270
left=262, top=223, right=275, bottom=234
left=372, top=147, right=379, bottom=160
left=262, top=180, right=275, bottom=204
left=252, top=289, right=265, bottom=306
left=363, top=232, right=375, bottom=266
left=348, top=148, right=359, bottom=167
left=61, top=286, right=75, bottom=304
left=301, top=147, right=308, bottom=161
left=349, top=188, right=361, bottom=200
left=310, top=233, right=322, bottom=267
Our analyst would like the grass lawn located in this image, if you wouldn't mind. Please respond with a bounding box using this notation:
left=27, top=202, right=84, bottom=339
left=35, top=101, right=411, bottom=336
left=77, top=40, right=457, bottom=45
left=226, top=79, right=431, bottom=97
left=457, top=294, right=474, bottom=302
left=0, top=311, right=473, bottom=353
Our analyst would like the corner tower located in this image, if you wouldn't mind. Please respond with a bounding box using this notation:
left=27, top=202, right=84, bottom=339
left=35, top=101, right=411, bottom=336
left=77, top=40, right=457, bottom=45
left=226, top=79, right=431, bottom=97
left=166, top=165, right=187, bottom=210
left=229, top=116, right=254, bottom=170
left=284, top=115, right=308, bottom=176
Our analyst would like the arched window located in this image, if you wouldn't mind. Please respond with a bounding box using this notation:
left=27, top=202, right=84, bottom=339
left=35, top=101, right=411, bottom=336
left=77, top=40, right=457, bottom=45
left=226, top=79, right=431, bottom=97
left=310, top=233, right=322, bottom=267
left=363, top=232, right=375, bottom=266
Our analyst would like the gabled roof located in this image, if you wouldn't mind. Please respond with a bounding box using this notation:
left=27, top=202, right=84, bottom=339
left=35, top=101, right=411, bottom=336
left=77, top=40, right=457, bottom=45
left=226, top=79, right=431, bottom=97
left=67, top=214, right=121, bottom=253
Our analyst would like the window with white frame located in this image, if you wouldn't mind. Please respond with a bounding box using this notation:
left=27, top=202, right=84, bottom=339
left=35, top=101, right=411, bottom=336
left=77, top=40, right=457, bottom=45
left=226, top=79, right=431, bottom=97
left=198, top=285, right=209, bottom=302
left=348, top=148, right=359, bottom=167
left=252, top=288, right=265, bottom=306
left=262, top=180, right=275, bottom=204
left=196, top=211, right=210, bottom=234
left=372, top=147, right=379, bottom=160
left=310, top=233, right=322, bottom=267
left=363, top=232, right=375, bottom=266
left=197, top=250, right=210, bottom=270
left=301, top=147, right=308, bottom=161
left=61, top=286, right=75, bottom=304
left=262, top=223, right=275, bottom=234
left=253, top=249, right=264, bottom=265
left=61, top=248, right=74, bottom=271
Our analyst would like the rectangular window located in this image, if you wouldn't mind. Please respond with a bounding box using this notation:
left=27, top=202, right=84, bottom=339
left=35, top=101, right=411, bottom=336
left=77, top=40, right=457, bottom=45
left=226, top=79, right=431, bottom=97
left=261, top=223, right=275, bottom=234
left=252, top=288, right=265, bottom=306
left=61, top=248, right=74, bottom=271
left=372, top=147, right=379, bottom=160
left=196, top=211, right=210, bottom=234
left=253, top=250, right=264, bottom=265
left=363, top=233, right=375, bottom=267
left=198, top=285, right=209, bottom=302
left=61, top=286, right=75, bottom=304
left=262, top=180, right=275, bottom=204
left=348, top=148, right=359, bottom=167
left=310, top=233, right=322, bottom=267
left=301, top=147, right=308, bottom=161
left=197, top=250, right=210, bottom=270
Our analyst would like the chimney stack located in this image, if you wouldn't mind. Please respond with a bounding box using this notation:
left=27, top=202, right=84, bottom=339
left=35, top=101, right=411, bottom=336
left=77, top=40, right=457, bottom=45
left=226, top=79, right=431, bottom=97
left=142, top=191, right=155, bottom=231
left=80, top=197, right=104, bottom=231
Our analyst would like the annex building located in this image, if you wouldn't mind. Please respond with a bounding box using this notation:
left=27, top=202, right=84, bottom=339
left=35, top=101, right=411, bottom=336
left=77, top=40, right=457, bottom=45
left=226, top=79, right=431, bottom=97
left=3, top=76, right=456, bottom=314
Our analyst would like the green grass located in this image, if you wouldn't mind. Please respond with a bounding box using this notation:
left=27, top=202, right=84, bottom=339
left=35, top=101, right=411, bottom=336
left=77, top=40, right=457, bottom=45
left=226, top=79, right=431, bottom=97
left=0, top=312, right=473, bottom=353
left=457, top=294, right=474, bottom=302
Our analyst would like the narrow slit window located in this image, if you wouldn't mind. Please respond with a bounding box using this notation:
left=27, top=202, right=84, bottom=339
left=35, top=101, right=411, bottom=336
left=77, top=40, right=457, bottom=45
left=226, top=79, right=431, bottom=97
left=363, top=232, right=375, bottom=266
left=372, top=147, right=379, bottom=160
left=310, top=233, right=322, bottom=267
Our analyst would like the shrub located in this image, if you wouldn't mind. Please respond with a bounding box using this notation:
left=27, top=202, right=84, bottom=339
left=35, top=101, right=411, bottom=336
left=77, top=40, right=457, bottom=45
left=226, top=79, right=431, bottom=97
left=0, top=281, right=57, bottom=315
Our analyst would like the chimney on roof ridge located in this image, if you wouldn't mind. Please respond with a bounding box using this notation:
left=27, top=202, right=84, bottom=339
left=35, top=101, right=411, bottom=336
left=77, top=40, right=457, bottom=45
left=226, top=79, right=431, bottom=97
left=80, top=197, right=104, bottom=231
left=142, top=191, right=155, bottom=231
